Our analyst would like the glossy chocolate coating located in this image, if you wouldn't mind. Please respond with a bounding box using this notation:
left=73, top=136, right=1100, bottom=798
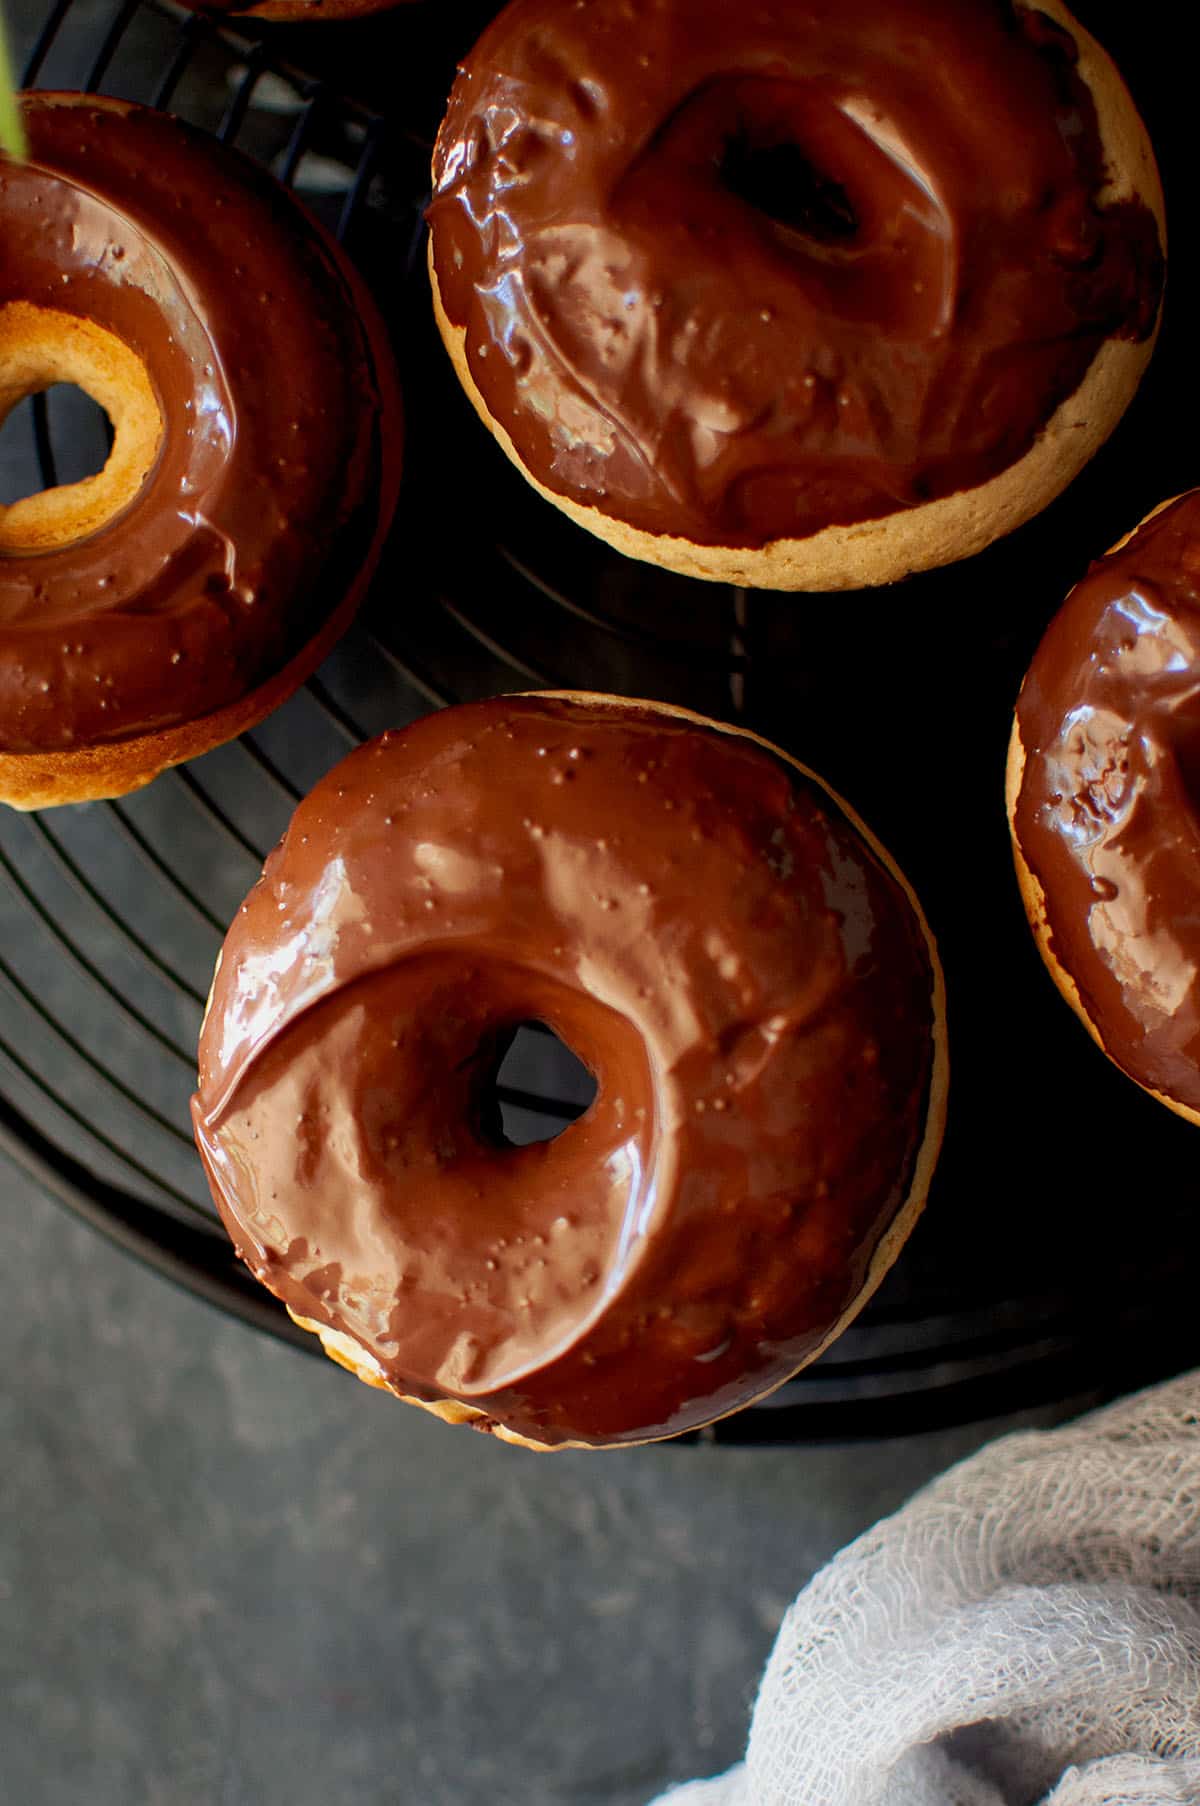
left=429, top=0, right=1162, bottom=549
left=0, top=94, right=393, bottom=754
left=1014, top=493, right=1200, bottom=1114
left=192, top=697, right=940, bottom=1447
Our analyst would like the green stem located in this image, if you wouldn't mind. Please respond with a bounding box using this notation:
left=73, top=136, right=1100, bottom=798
left=0, top=4, right=28, bottom=162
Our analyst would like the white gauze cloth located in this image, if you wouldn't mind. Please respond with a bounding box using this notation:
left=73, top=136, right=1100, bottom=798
left=650, top=1373, right=1200, bottom=1806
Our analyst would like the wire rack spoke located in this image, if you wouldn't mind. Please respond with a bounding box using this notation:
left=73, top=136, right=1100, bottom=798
left=150, top=8, right=205, bottom=110
left=337, top=113, right=389, bottom=242
left=496, top=544, right=753, bottom=673
left=494, top=1085, right=585, bottom=1125
left=0, top=845, right=196, bottom=1068
left=26, top=815, right=209, bottom=1009
left=0, top=953, right=196, bottom=1151
left=436, top=594, right=554, bottom=687
left=168, top=765, right=273, bottom=869
left=236, top=731, right=305, bottom=805
left=0, top=1038, right=203, bottom=1218
left=82, top=0, right=143, bottom=89
left=102, top=800, right=227, bottom=940
left=303, top=675, right=373, bottom=745
left=361, top=629, right=456, bottom=711
left=217, top=41, right=270, bottom=141
left=20, top=0, right=73, bottom=82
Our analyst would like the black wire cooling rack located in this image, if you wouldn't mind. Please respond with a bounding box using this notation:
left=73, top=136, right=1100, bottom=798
left=2, top=0, right=1199, bottom=1442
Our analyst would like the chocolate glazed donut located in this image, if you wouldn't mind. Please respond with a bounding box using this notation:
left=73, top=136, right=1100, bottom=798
left=192, top=694, right=948, bottom=1450
left=428, top=0, right=1164, bottom=590
left=0, top=94, right=402, bottom=810
left=1008, top=493, right=1200, bottom=1127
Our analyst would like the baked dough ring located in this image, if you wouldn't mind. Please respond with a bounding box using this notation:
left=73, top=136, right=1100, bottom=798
left=1008, top=494, right=1200, bottom=1128
left=0, top=305, right=161, bottom=557
left=429, top=0, right=1164, bottom=589
left=193, top=692, right=948, bottom=1448
left=0, top=93, right=402, bottom=810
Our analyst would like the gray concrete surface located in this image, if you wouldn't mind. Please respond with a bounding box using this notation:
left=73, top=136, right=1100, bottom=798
left=0, top=1157, right=1058, bottom=1805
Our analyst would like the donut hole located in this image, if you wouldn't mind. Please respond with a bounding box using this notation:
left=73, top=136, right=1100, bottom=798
left=0, top=384, right=112, bottom=502
left=492, top=1021, right=598, bottom=1148
left=0, top=302, right=163, bottom=555
left=719, top=128, right=859, bottom=246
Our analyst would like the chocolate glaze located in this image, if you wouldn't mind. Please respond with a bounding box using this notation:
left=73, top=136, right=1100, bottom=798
left=1014, top=492, right=1200, bottom=1114
left=429, top=0, right=1163, bottom=549
left=192, top=696, right=940, bottom=1447
left=0, top=94, right=396, bottom=754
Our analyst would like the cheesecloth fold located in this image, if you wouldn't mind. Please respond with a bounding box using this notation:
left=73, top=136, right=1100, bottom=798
left=650, top=1373, right=1200, bottom=1806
